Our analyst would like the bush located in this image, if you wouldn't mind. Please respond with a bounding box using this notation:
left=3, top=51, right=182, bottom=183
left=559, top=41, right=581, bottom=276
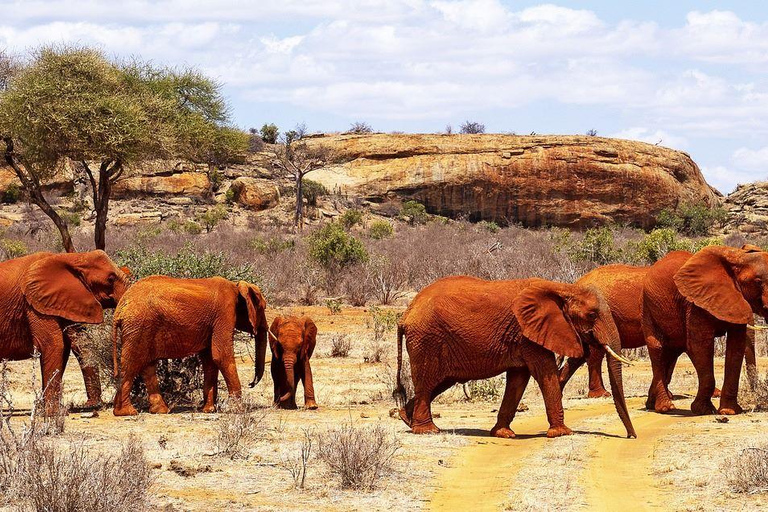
left=340, top=209, right=363, bottom=229
left=316, top=423, right=400, bottom=490
left=208, top=169, right=224, bottom=191
left=464, top=377, right=504, bottom=401
left=2, top=183, right=20, bottom=203
left=330, top=335, right=352, bottom=358
left=398, top=200, right=428, bottom=225
left=249, top=235, right=295, bottom=255
left=724, top=446, right=768, bottom=494
left=368, top=220, right=394, bottom=239
left=225, top=187, right=236, bottom=203
left=260, top=123, right=279, bottom=144
left=115, top=244, right=257, bottom=281
left=570, top=227, right=618, bottom=264
left=167, top=219, right=203, bottom=235
left=214, top=400, right=267, bottom=460
left=459, top=121, right=485, bottom=134
left=656, top=204, right=728, bottom=236
left=1, top=239, right=27, bottom=259
left=60, top=211, right=82, bottom=227
left=302, top=179, right=328, bottom=207
left=348, top=121, right=373, bottom=134
left=280, top=428, right=314, bottom=489
left=625, top=228, right=683, bottom=264
left=307, top=223, right=368, bottom=269
left=478, top=220, right=500, bottom=233
left=195, top=205, right=228, bottom=233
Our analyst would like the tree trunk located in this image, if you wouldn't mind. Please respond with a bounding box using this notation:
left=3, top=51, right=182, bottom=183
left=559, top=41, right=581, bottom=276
left=295, top=174, right=303, bottom=231
left=92, top=159, right=121, bottom=251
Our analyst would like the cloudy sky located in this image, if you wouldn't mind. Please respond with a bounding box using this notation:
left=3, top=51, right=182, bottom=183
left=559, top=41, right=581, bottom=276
left=2, top=0, right=767, bottom=193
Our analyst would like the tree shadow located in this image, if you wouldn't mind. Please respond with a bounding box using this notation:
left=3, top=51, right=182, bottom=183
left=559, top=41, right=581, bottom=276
left=442, top=428, right=626, bottom=440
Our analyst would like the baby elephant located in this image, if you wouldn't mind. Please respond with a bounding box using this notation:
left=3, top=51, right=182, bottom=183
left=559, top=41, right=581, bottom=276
left=269, top=316, right=318, bottom=409
left=112, top=276, right=268, bottom=416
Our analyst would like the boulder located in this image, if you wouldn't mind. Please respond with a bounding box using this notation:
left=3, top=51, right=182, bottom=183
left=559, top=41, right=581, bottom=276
left=228, top=178, right=280, bottom=211
left=722, top=182, right=768, bottom=235
left=114, top=211, right=163, bottom=226
left=308, top=134, right=721, bottom=229
left=112, top=172, right=211, bottom=199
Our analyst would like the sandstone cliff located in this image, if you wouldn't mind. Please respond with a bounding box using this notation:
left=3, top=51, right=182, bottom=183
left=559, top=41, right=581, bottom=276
left=308, top=134, right=720, bottom=229
left=722, top=182, right=768, bottom=234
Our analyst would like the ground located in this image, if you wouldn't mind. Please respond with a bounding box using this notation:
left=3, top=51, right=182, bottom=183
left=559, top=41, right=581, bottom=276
left=2, top=305, right=768, bottom=511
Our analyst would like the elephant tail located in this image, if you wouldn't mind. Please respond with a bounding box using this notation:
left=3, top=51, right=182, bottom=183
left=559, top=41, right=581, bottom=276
left=112, top=317, right=122, bottom=379
left=393, top=324, right=407, bottom=407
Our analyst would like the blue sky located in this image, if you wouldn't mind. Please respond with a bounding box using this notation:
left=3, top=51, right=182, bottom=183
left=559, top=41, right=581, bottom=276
left=2, top=1, right=768, bottom=193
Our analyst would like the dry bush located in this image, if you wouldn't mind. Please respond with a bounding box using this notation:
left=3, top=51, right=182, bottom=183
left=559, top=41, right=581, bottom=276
left=740, top=372, right=768, bottom=412
left=316, top=423, right=400, bottom=490
left=330, top=335, right=352, bottom=358
left=280, top=428, right=314, bottom=489
left=213, top=399, right=268, bottom=459
left=464, top=376, right=505, bottom=402
left=363, top=338, right=387, bottom=364
left=724, top=446, right=768, bottom=494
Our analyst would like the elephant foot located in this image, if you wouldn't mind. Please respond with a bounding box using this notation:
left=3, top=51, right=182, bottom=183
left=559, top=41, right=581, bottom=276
left=490, top=426, right=516, bottom=439
left=652, top=396, right=676, bottom=413
left=304, top=400, right=319, bottom=410
left=712, top=388, right=722, bottom=398
left=587, top=388, right=611, bottom=398
left=398, top=408, right=412, bottom=427
left=718, top=402, right=743, bottom=415
left=275, top=401, right=298, bottom=410
left=113, top=405, right=138, bottom=417
left=690, top=398, right=717, bottom=416
left=411, top=422, right=440, bottom=435
left=547, top=425, right=573, bottom=438
left=201, top=403, right=217, bottom=413
left=149, top=403, right=170, bottom=414
left=82, top=399, right=103, bottom=410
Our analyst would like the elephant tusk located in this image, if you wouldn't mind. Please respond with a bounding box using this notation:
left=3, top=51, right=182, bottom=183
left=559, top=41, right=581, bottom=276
left=746, top=324, right=768, bottom=331
left=604, top=346, right=634, bottom=366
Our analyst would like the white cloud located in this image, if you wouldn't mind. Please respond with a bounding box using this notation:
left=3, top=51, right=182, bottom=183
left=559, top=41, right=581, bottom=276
left=609, top=128, right=688, bottom=150
left=733, top=147, right=768, bottom=171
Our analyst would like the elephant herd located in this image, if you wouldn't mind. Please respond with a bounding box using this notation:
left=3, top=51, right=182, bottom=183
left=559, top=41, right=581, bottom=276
left=0, top=244, right=766, bottom=442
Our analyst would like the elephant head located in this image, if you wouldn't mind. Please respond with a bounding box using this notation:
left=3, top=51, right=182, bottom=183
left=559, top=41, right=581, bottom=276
left=269, top=316, right=317, bottom=407
left=235, top=281, right=268, bottom=388
left=21, top=250, right=129, bottom=323
left=674, top=245, right=768, bottom=325
left=512, top=281, right=637, bottom=438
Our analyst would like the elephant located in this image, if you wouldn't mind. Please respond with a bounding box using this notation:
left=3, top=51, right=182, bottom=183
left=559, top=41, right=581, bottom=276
left=111, top=276, right=268, bottom=416
left=393, top=276, right=637, bottom=438
left=0, top=250, right=129, bottom=412
left=268, top=315, right=318, bottom=409
left=642, top=245, right=768, bottom=415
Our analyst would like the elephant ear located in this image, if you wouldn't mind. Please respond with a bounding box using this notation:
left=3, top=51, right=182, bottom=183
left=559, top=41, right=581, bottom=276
left=302, top=317, right=317, bottom=359
left=238, top=281, right=267, bottom=334
left=511, top=282, right=583, bottom=358
left=269, top=316, right=282, bottom=357
left=674, top=246, right=753, bottom=324
left=22, top=254, right=103, bottom=324
left=742, top=244, right=763, bottom=254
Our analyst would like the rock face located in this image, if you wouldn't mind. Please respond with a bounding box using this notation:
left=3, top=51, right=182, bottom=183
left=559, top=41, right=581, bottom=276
left=112, top=172, right=211, bottom=199
left=722, top=182, right=768, bottom=234
left=228, top=177, right=280, bottom=211
left=309, top=134, right=721, bottom=229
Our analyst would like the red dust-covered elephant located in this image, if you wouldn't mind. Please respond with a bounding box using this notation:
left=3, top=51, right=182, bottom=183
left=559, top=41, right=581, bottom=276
left=394, top=276, right=636, bottom=439
left=268, top=315, right=318, bottom=409
left=112, top=276, right=268, bottom=416
left=0, top=251, right=129, bottom=412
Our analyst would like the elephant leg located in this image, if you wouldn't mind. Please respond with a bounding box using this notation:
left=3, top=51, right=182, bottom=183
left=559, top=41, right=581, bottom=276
left=211, top=329, right=242, bottom=402
left=32, top=322, right=67, bottom=416
left=301, top=359, right=318, bottom=410
left=586, top=346, right=610, bottom=398
left=719, top=325, right=746, bottom=415
left=745, top=326, right=758, bottom=392
left=271, top=356, right=285, bottom=406
left=141, top=363, right=169, bottom=414
left=558, top=356, right=585, bottom=392
left=200, top=350, right=219, bottom=413
left=662, top=348, right=681, bottom=401
left=644, top=326, right=674, bottom=413
left=113, top=358, right=140, bottom=417
left=525, top=347, right=571, bottom=437
left=491, top=367, right=530, bottom=438
left=67, top=329, right=103, bottom=409
left=686, top=318, right=717, bottom=416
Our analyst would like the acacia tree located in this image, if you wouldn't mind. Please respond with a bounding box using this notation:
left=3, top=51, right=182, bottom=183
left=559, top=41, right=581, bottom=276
left=0, top=46, right=247, bottom=251
left=272, top=125, right=333, bottom=230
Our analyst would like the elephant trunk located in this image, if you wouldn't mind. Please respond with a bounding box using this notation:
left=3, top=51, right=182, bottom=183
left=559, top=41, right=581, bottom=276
left=249, top=309, right=268, bottom=388
left=279, top=356, right=297, bottom=405
left=594, top=311, right=637, bottom=439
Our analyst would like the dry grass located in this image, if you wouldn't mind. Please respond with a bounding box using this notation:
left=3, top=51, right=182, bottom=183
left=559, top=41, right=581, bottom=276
left=212, top=398, right=269, bottom=460
left=725, top=446, right=768, bottom=494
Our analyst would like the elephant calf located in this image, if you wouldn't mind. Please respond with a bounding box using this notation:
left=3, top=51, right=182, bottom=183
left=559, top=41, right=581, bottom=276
left=269, top=315, right=318, bottom=409
left=394, top=276, right=636, bottom=438
left=112, top=276, right=268, bottom=416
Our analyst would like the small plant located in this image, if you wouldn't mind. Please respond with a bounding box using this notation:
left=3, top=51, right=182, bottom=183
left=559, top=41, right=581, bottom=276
left=724, top=445, right=768, bottom=494
left=307, top=223, right=369, bottom=269
left=2, top=183, right=20, bottom=203
left=464, top=377, right=504, bottom=401
left=260, top=123, right=279, bottom=144
left=369, top=306, right=400, bottom=343
left=167, top=219, right=203, bottom=235
left=60, top=211, right=82, bottom=227
left=302, top=179, right=328, bottom=207
left=656, top=204, right=728, bottom=236
left=625, top=228, right=682, bottom=264
left=348, top=121, right=373, bottom=134
left=398, top=200, right=428, bottom=225
left=478, top=220, right=500, bottom=233
left=213, top=400, right=267, bottom=460
left=316, top=423, right=400, bottom=490
left=249, top=236, right=296, bottom=255
left=570, top=227, right=618, bottom=264
left=586, top=129, right=598, bottom=136
left=340, top=209, right=363, bottom=229
left=330, top=335, right=352, bottom=358
left=459, top=121, right=485, bottom=134
left=1, top=239, right=27, bottom=259
left=225, top=187, right=236, bottom=203
left=195, top=205, right=228, bottom=233
left=325, top=298, right=342, bottom=315
left=208, top=168, right=224, bottom=191
left=280, top=428, right=314, bottom=489
left=368, top=220, right=394, bottom=239
left=364, top=339, right=386, bottom=364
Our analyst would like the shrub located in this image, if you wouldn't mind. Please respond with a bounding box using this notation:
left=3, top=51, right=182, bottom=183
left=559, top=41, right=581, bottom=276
left=398, top=200, right=428, bottom=225
left=586, top=129, right=598, bottom=136
left=340, top=209, right=363, bottom=229
left=326, top=298, right=342, bottom=315
left=214, top=400, right=267, bottom=460
left=1, top=239, right=27, bottom=259
left=208, top=169, right=224, bottom=191
left=225, top=187, right=236, bottom=203
left=307, top=223, right=368, bottom=269
left=348, top=121, right=373, bottom=134
left=625, top=228, right=682, bottom=264
left=302, top=179, right=328, bottom=207
left=330, top=335, right=352, bottom=358
left=464, top=377, right=504, bottom=401
left=459, top=121, right=485, bottom=134
left=2, top=183, right=20, bottom=203
left=115, top=244, right=257, bottom=282
left=280, top=428, right=314, bottom=489
left=478, top=220, right=500, bottom=233
left=656, top=204, right=728, bottom=236
left=195, top=205, right=228, bottom=233
left=570, top=227, right=618, bottom=264
left=364, top=339, right=386, bottom=364
left=249, top=235, right=295, bottom=255
left=724, top=446, right=768, bottom=494
left=260, top=123, right=279, bottom=144
left=316, top=423, right=400, bottom=490
left=167, top=219, right=203, bottom=235
left=368, top=220, right=394, bottom=239
left=369, top=306, right=400, bottom=343
left=60, top=211, right=82, bottom=227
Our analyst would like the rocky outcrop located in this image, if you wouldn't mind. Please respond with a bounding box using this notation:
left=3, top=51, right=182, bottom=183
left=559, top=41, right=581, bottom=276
left=309, top=134, right=720, bottom=229
left=112, top=172, right=211, bottom=199
left=228, top=177, right=280, bottom=211
left=722, top=182, right=768, bottom=234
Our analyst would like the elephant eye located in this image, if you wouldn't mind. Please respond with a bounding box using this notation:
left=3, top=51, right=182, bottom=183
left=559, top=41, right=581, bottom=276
left=107, top=273, right=116, bottom=283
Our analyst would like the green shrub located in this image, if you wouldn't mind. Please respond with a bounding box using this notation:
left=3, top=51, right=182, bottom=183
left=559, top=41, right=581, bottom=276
left=656, top=204, right=728, bottom=236
left=326, top=298, right=342, bottom=315
left=208, top=169, right=224, bottom=192
left=195, top=205, right=228, bottom=233
left=260, top=123, right=279, bottom=144
left=398, top=200, right=428, bottom=225
left=225, top=187, right=236, bottom=204
left=570, top=227, right=618, bottom=264
left=478, top=220, right=500, bottom=233
left=340, top=209, right=363, bottom=229
left=465, top=377, right=504, bottom=401
left=168, top=219, right=203, bottom=235
left=60, top=211, right=82, bottom=227
left=308, top=223, right=368, bottom=269
left=302, top=179, right=328, bottom=207
left=249, top=236, right=296, bottom=255
left=115, top=244, right=256, bottom=281
left=2, top=184, right=20, bottom=204
left=1, top=239, right=27, bottom=258
left=368, top=220, right=394, bottom=239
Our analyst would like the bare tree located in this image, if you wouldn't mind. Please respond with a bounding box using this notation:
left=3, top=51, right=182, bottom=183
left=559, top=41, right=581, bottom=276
left=459, top=121, right=485, bottom=134
left=272, top=125, right=333, bottom=230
